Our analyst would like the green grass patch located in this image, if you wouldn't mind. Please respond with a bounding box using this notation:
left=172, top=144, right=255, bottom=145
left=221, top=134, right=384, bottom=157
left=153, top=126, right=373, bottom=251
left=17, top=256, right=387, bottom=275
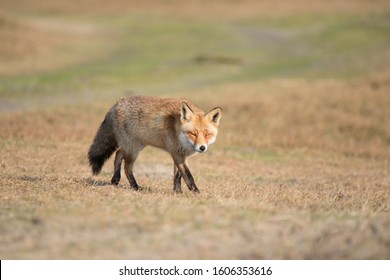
left=1, top=12, right=389, bottom=101
left=233, top=12, right=390, bottom=79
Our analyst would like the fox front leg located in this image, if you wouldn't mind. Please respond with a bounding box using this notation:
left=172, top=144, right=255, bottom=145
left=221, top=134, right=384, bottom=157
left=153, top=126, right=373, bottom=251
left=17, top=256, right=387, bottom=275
left=174, top=160, right=199, bottom=193
left=173, top=164, right=182, bottom=193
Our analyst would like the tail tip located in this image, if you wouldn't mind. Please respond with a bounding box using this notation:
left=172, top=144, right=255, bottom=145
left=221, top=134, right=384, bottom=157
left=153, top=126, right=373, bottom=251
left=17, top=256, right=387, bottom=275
left=88, top=153, right=104, bottom=175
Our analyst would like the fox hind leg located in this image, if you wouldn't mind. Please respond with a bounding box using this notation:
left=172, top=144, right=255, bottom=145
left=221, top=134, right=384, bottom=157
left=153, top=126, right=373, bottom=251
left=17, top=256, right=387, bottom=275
left=123, top=142, right=144, bottom=190
left=124, top=154, right=140, bottom=190
left=111, top=149, right=123, bottom=185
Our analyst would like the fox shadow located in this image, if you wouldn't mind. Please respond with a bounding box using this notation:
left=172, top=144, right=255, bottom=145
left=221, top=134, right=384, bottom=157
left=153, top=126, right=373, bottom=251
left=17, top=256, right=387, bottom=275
left=82, top=176, right=199, bottom=196
left=83, top=177, right=112, bottom=187
left=83, top=177, right=158, bottom=193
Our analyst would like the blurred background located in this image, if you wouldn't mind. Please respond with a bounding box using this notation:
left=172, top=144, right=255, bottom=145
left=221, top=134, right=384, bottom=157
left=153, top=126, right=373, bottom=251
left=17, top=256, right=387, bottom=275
left=1, top=0, right=389, bottom=259
left=1, top=0, right=389, bottom=107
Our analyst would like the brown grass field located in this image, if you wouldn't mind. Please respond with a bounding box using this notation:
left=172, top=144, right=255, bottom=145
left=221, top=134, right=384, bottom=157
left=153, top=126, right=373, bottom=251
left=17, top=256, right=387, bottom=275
left=0, top=0, right=389, bottom=259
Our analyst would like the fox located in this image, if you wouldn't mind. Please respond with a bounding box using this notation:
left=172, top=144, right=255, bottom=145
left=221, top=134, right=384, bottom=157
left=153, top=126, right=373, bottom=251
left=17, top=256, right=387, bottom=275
left=88, top=96, right=222, bottom=193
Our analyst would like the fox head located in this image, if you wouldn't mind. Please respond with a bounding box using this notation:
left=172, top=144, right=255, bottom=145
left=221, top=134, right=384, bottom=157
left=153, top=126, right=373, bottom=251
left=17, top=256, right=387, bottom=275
left=179, top=102, right=222, bottom=154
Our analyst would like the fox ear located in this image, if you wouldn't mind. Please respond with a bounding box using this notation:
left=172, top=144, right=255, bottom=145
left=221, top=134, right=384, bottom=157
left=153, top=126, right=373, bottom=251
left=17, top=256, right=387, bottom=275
left=181, top=102, right=194, bottom=122
left=205, top=107, right=222, bottom=127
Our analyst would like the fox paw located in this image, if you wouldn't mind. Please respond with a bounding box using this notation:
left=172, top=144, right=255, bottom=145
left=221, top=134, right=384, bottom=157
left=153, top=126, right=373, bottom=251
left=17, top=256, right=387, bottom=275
left=111, top=177, right=120, bottom=185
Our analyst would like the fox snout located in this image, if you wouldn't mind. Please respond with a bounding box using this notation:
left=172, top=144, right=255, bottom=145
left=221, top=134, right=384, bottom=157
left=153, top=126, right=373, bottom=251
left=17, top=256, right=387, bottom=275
left=196, top=145, right=207, bottom=153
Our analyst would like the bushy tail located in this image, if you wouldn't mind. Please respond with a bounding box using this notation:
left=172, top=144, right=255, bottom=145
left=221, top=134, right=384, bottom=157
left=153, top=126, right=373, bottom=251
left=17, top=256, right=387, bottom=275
left=88, top=112, right=118, bottom=175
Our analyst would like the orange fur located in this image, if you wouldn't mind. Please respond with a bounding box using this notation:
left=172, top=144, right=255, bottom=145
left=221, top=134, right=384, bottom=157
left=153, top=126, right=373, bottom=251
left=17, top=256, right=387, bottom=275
left=88, top=96, right=221, bottom=193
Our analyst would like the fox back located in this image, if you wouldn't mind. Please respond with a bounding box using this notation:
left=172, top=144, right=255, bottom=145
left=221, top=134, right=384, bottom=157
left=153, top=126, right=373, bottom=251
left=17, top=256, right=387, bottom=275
left=113, top=96, right=221, bottom=156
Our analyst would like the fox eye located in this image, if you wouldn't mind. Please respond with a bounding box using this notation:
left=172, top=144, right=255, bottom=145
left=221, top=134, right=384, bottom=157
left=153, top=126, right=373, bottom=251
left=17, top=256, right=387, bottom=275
left=188, top=131, right=197, bottom=137
left=204, top=132, right=211, bottom=137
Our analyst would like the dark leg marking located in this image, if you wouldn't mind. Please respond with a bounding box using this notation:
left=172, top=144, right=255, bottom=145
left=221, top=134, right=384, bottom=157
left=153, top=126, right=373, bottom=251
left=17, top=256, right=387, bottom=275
left=175, top=161, right=199, bottom=193
left=111, top=149, right=123, bottom=185
left=124, top=154, right=140, bottom=191
left=173, top=165, right=182, bottom=193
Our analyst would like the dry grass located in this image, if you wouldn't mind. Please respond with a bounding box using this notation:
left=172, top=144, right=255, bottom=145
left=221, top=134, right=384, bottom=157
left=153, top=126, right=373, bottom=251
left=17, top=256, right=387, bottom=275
left=1, top=76, right=389, bottom=259
left=0, top=0, right=389, bottom=260
left=197, top=75, right=390, bottom=160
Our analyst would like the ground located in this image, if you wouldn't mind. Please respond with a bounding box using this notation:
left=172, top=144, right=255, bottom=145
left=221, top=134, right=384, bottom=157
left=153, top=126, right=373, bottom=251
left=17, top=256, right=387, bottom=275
left=0, top=0, right=389, bottom=259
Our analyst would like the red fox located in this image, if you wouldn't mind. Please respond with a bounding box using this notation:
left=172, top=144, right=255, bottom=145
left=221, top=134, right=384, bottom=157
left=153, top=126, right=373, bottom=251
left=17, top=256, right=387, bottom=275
left=88, top=96, right=222, bottom=193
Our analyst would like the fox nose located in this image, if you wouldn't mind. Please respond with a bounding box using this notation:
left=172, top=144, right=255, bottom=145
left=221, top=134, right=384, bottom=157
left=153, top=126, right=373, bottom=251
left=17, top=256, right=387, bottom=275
left=199, top=145, right=206, bottom=152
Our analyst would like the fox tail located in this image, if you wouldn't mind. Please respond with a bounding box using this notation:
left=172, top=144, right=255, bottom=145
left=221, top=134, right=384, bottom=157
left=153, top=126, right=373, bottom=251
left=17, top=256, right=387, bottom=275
left=88, top=111, right=118, bottom=175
